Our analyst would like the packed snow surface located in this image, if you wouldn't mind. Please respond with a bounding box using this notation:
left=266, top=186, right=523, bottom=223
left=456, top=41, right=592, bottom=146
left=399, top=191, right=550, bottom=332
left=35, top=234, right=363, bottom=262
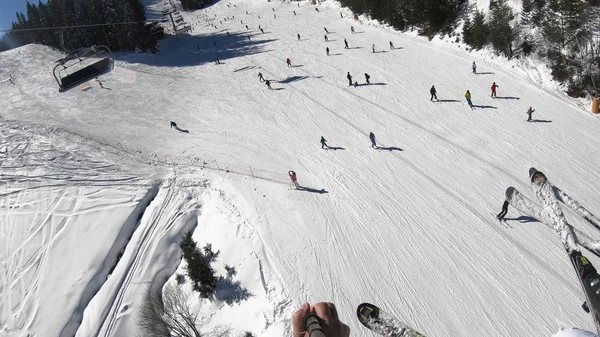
left=1, top=0, right=600, bottom=336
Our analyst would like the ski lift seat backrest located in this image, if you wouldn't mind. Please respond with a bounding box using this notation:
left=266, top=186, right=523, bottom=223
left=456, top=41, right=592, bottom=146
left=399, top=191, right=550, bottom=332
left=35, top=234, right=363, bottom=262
left=55, top=56, right=113, bottom=92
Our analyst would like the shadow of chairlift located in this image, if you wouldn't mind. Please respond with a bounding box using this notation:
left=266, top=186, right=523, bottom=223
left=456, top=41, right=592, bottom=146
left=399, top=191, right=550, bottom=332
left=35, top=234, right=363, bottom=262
left=53, top=31, right=114, bottom=93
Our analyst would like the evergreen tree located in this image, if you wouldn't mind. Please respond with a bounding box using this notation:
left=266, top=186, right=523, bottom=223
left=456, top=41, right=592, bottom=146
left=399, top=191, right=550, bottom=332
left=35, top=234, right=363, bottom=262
left=179, top=232, right=217, bottom=298
left=466, top=11, right=489, bottom=50
left=521, top=0, right=534, bottom=26
left=488, top=0, right=518, bottom=58
left=462, top=16, right=473, bottom=45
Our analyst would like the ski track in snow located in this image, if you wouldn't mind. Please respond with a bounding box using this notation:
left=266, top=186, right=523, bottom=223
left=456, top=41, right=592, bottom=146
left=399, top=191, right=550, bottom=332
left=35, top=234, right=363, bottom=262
left=3, top=0, right=600, bottom=336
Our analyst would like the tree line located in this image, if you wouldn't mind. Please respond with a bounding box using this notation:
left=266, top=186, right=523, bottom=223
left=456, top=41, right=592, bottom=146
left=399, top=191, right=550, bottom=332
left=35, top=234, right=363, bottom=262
left=340, top=0, right=599, bottom=97
left=462, top=0, right=599, bottom=97
left=0, top=0, right=160, bottom=53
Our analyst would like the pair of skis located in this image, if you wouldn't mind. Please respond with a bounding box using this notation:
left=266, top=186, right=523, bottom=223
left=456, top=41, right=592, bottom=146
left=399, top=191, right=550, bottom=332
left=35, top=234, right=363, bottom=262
left=507, top=168, right=600, bottom=334
left=355, top=169, right=600, bottom=337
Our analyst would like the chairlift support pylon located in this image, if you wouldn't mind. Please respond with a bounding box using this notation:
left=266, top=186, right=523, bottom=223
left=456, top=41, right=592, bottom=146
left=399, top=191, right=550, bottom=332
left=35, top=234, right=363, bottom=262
left=52, top=31, right=114, bottom=92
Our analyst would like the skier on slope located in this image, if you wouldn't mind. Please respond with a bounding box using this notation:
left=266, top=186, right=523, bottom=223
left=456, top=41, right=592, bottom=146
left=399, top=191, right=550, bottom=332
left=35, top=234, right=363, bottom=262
left=258, top=72, right=265, bottom=82
left=365, top=73, right=370, bottom=84
left=372, top=44, right=375, bottom=53
left=320, top=136, right=328, bottom=149
left=297, top=33, right=301, bottom=41
left=326, top=47, right=330, bottom=56
left=325, top=35, right=329, bottom=42
left=496, top=200, right=509, bottom=220
left=526, top=106, right=535, bottom=122
left=324, top=27, right=329, bottom=33
left=288, top=170, right=300, bottom=189
left=472, top=61, right=477, bottom=74
left=265, top=80, right=272, bottom=89
left=347, top=72, right=353, bottom=86
left=465, top=90, right=473, bottom=108
left=351, top=26, right=355, bottom=34
left=491, top=82, right=499, bottom=98
left=369, top=132, right=377, bottom=148
left=287, top=58, right=292, bottom=67
left=430, top=85, right=438, bottom=101
left=344, top=39, right=349, bottom=49
left=389, top=41, right=394, bottom=49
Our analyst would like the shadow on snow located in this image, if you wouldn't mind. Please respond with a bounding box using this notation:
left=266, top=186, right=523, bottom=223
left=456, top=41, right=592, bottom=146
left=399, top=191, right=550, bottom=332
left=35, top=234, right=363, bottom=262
left=115, top=31, right=276, bottom=67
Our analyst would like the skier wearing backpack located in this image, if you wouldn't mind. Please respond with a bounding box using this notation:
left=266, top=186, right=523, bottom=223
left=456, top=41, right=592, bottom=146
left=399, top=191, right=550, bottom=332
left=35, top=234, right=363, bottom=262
left=430, top=85, right=438, bottom=101
left=491, top=82, right=499, bottom=98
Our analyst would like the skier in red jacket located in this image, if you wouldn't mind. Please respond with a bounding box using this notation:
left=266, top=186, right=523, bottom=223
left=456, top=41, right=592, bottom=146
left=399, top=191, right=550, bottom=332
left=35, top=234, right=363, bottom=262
left=289, top=170, right=300, bottom=189
left=491, top=82, right=499, bottom=98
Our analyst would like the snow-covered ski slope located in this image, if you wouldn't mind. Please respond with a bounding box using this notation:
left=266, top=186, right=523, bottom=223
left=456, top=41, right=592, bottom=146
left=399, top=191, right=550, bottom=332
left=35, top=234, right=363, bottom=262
left=2, top=0, right=600, bottom=336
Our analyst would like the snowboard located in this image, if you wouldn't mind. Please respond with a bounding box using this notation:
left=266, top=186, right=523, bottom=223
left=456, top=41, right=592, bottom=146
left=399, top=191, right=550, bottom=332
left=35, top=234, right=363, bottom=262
left=357, top=303, right=426, bottom=337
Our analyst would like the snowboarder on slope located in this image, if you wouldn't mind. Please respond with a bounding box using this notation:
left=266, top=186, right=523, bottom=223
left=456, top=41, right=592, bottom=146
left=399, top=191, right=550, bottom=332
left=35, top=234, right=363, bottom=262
left=369, top=132, right=377, bottom=148
left=491, top=82, right=499, bottom=98
left=258, top=72, right=265, bottom=82
left=344, top=39, right=349, bottom=49
left=526, top=106, right=535, bottom=122
left=289, top=170, right=300, bottom=189
left=287, top=58, right=292, bottom=67
left=430, top=85, right=438, bottom=101
left=496, top=200, right=509, bottom=220
left=364, top=73, right=370, bottom=84
left=465, top=90, right=473, bottom=108
left=472, top=61, right=477, bottom=74
left=320, top=136, right=328, bottom=149
left=347, top=72, right=352, bottom=86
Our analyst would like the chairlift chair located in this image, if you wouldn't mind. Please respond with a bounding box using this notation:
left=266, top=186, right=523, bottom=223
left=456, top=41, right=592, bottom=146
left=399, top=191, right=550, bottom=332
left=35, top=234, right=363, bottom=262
left=174, top=23, right=191, bottom=35
left=53, top=45, right=114, bottom=93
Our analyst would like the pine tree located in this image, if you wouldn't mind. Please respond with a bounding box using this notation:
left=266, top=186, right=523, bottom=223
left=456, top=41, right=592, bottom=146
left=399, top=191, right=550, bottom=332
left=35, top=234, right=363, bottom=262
left=488, top=0, right=518, bottom=58
left=462, top=16, right=473, bottom=45
left=469, top=11, right=489, bottom=50
left=179, top=232, right=217, bottom=298
left=521, top=0, right=534, bottom=26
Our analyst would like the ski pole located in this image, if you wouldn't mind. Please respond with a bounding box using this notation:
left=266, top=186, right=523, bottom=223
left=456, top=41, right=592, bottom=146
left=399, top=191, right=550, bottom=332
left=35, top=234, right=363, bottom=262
left=304, top=313, right=326, bottom=337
